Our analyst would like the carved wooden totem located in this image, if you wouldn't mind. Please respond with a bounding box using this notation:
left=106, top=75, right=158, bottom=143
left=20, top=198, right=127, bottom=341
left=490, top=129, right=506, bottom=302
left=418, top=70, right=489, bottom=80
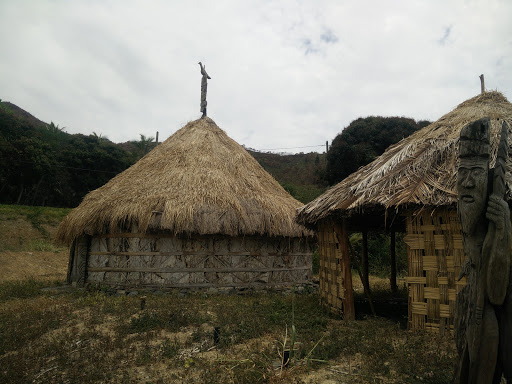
left=455, top=118, right=512, bottom=383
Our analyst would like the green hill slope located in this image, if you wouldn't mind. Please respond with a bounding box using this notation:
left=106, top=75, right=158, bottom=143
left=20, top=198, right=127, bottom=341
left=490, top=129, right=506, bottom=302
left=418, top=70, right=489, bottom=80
left=1, top=101, right=327, bottom=206
left=248, top=150, right=327, bottom=203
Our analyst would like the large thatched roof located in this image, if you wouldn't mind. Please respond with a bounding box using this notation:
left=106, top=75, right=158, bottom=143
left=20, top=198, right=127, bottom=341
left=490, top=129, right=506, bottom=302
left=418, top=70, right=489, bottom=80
left=297, top=91, right=512, bottom=226
left=58, top=117, right=310, bottom=244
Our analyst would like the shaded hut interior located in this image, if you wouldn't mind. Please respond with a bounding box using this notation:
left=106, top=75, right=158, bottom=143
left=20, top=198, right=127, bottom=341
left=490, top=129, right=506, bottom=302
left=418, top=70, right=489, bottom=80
left=58, top=117, right=313, bottom=289
left=297, top=91, right=512, bottom=334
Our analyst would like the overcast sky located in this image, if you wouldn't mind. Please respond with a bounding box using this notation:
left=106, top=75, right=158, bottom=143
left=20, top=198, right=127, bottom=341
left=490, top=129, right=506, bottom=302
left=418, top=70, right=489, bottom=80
left=1, top=0, right=511, bottom=153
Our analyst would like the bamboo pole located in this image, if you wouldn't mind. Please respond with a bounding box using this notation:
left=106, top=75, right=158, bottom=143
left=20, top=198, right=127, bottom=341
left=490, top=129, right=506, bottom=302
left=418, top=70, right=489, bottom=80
left=362, top=230, right=370, bottom=294
left=334, top=220, right=355, bottom=320
left=390, top=230, right=398, bottom=294
left=348, top=240, right=376, bottom=316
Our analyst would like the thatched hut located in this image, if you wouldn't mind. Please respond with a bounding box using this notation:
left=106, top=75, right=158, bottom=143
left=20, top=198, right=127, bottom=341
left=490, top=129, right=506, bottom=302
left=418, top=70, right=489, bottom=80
left=297, top=91, right=512, bottom=333
left=58, top=117, right=312, bottom=289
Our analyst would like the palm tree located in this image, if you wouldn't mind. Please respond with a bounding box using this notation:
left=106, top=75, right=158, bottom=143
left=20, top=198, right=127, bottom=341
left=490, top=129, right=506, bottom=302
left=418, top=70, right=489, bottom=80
left=48, top=121, right=66, bottom=133
left=134, top=134, right=155, bottom=157
left=92, top=132, right=109, bottom=144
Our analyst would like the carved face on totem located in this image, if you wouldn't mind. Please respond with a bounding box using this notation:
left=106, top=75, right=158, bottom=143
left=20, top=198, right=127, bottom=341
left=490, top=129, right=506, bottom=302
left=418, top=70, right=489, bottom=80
left=457, top=118, right=491, bottom=235
left=457, top=158, right=488, bottom=235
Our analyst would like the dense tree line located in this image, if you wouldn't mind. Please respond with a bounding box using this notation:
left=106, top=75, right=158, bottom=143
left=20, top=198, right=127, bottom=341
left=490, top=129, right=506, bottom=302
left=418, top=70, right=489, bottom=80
left=326, top=116, right=430, bottom=185
left=0, top=100, right=330, bottom=207
left=0, top=103, right=145, bottom=207
left=1, top=101, right=429, bottom=208
left=248, top=150, right=328, bottom=203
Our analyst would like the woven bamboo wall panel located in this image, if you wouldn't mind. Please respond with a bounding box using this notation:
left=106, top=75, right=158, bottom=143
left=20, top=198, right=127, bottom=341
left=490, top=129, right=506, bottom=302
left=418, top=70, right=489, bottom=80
left=317, top=222, right=345, bottom=313
left=404, top=208, right=466, bottom=335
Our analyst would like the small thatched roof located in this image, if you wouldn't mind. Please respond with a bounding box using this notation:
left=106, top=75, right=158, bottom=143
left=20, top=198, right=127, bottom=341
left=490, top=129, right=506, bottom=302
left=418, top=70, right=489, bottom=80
left=297, top=91, right=512, bottom=226
left=58, top=117, right=310, bottom=244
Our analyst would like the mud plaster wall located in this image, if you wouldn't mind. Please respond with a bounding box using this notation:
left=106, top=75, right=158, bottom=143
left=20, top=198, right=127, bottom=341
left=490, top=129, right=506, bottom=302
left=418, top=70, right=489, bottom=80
left=86, top=234, right=312, bottom=288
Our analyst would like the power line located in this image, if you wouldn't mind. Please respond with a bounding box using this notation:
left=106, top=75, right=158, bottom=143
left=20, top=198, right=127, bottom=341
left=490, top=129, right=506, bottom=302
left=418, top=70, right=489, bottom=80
left=15, top=160, right=120, bottom=174
left=254, top=144, right=325, bottom=151
left=2, top=143, right=327, bottom=175
left=45, top=163, right=119, bottom=174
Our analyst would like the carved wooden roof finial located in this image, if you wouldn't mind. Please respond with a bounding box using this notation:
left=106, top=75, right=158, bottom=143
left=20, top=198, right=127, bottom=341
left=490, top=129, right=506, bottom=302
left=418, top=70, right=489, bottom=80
left=199, top=62, right=211, bottom=117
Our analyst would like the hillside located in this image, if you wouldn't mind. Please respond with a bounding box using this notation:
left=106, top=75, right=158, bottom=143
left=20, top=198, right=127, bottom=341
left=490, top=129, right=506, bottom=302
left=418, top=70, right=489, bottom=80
left=0, top=204, right=69, bottom=282
left=0, top=101, right=135, bottom=208
left=248, top=150, right=327, bottom=203
left=0, top=101, right=327, bottom=206
left=0, top=101, right=49, bottom=128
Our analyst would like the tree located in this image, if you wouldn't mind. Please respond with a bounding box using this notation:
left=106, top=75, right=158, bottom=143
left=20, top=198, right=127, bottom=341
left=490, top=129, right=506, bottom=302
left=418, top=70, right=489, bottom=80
left=326, top=116, right=428, bottom=185
left=48, top=121, right=66, bottom=133
left=91, top=131, right=109, bottom=144
left=0, top=101, right=141, bottom=207
left=132, top=134, right=155, bottom=160
left=7, top=137, right=54, bottom=204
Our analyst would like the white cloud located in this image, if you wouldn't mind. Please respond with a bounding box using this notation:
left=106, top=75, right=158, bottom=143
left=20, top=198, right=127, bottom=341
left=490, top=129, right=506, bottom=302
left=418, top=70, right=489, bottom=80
left=0, top=0, right=511, bottom=152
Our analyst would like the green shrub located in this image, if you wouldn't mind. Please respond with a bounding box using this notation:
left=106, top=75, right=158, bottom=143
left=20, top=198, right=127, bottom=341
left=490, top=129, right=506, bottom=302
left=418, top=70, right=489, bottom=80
left=350, top=231, right=408, bottom=278
left=0, top=278, right=46, bottom=301
left=128, top=312, right=166, bottom=333
left=160, top=338, right=180, bottom=359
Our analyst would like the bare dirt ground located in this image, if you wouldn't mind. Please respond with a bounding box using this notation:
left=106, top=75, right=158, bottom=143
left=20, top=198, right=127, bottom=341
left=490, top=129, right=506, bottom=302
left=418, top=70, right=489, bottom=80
left=0, top=217, right=48, bottom=248
left=0, top=208, right=69, bottom=282
left=0, top=250, right=68, bottom=282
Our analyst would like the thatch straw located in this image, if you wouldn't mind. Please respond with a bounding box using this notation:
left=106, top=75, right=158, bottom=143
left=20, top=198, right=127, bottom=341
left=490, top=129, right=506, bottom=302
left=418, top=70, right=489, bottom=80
left=57, top=117, right=311, bottom=244
left=297, top=91, right=512, bottom=225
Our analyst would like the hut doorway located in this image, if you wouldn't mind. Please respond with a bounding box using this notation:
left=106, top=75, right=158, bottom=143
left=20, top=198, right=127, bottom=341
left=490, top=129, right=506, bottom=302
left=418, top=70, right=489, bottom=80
left=316, top=208, right=465, bottom=335
left=316, top=218, right=409, bottom=326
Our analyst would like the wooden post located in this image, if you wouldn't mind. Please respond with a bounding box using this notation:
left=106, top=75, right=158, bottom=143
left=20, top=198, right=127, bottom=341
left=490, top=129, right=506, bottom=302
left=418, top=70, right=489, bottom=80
left=479, top=74, right=485, bottom=94
left=156, top=131, right=159, bottom=144
left=326, top=140, right=329, bottom=153
left=348, top=239, right=376, bottom=316
left=390, top=230, right=398, bottom=294
left=68, top=235, right=89, bottom=287
left=362, top=230, right=370, bottom=294
left=334, top=220, right=355, bottom=320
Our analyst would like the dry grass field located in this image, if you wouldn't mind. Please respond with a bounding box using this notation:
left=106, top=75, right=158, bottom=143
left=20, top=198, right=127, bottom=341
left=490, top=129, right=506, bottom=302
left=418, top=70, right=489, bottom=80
left=0, top=205, right=457, bottom=383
